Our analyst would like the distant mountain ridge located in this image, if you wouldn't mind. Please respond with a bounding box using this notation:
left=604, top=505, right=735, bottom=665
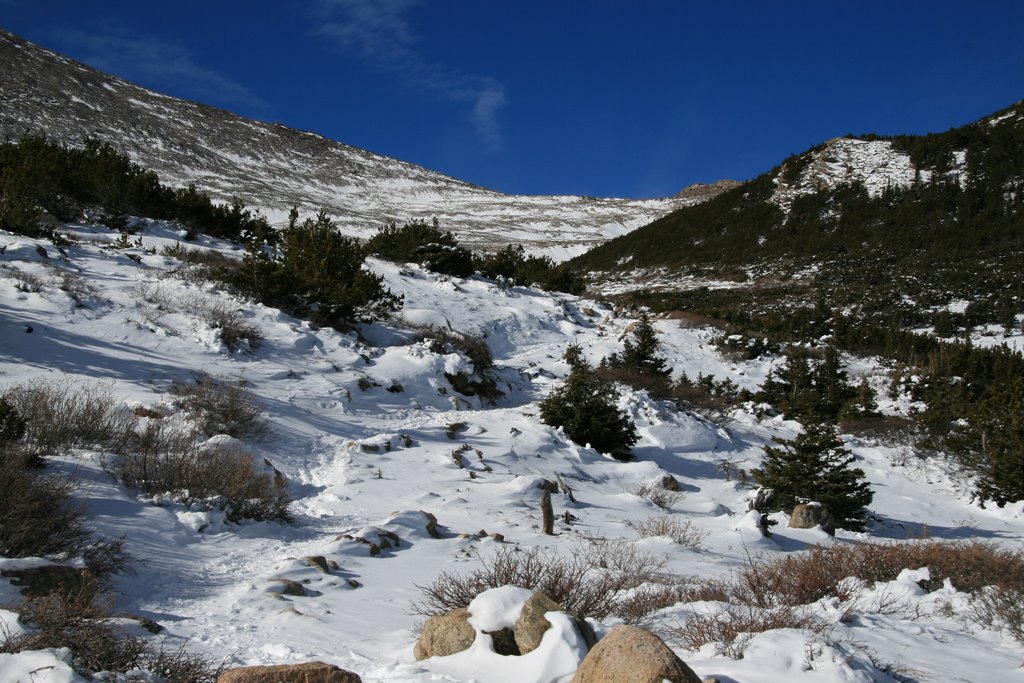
left=0, top=29, right=723, bottom=260
left=574, top=99, right=1024, bottom=288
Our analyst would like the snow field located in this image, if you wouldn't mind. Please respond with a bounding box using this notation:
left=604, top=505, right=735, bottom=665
left=1, top=222, right=1023, bottom=682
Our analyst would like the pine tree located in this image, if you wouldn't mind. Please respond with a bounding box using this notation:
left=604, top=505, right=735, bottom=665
left=752, top=423, right=874, bottom=531
left=618, top=312, right=671, bottom=378
left=540, top=344, right=638, bottom=461
left=972, top=376, right=1024, bottom=507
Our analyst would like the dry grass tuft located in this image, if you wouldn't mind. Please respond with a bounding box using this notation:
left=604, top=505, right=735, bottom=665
left=631, top=516, right=708, bottom=550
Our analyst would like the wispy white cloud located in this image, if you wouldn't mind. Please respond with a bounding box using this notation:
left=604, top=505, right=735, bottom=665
left=312, top=0, right=506, bottom=150
left=49, top=24, right=270, bottom=113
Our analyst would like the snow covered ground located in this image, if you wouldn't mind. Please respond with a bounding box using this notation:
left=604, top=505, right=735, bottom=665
left=1, top=222, right=1023, bottom=682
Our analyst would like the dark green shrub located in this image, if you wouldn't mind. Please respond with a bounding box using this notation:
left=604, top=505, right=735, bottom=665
left=222, top=209, right=400, bottom=327
left=601, top=312, right=672, bottom=398
left=752, top=423, right=873, bottom=531
left=364, top=219, right=474, bottom=277
left=474, top=244, right=585, bottom=294
left=540, top=345, right=638, bottom=461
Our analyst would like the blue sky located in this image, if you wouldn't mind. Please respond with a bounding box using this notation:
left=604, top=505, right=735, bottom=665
left=3, top=1, right=1022, bottom=198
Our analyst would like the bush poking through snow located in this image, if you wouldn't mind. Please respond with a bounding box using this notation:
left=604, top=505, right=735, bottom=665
left=112, top=424, right=291, bottom=523
left=665, top=604, right=827, bottom=659
left=2, top=378, right=137, bottom=461
left=630, top=516, right=709, bottom=550
left=0, top=447, right=91, bottom=557
left=413, top=542, right=675, bottom=622
left=195, top=298, right=264, bottom=353
left=0, top=590, right=225, bottom=680
left=664, top=539, right=1024, bottom=653
left=169, top=374, right=269, bottom=440
left=629, top=482, right=682, bottom=511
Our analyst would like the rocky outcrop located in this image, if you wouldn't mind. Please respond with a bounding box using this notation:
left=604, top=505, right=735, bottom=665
left=217, top=662, right=361, bottom=683
left=572, top=625, right=701, bottom=683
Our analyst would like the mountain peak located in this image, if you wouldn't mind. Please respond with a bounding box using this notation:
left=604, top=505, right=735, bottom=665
left=0, top=29, right=699, bottom=261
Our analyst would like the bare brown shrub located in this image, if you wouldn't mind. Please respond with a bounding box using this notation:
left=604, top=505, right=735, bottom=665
left=629, top=481, right=682, bottom=511
left=403, top=322, right=494, bottom=372
left=198, top=299, right=264, bottom=353
left=593, top=365, right=671, bottom=400
left=0, top=591, right=147, bottom=675
left=614, top=582, right=689, bottom=627
left=672, top=540, right=1024, bottom=643
left=668, top=383, right=730, bottom=423
left=838, top=416, right=916, bottom=445
left=0, top=590, right=223, bottom=681
left=113, top=426, right=290, bottom=523
left=2, top=378, right=137, bottom=458
left=170, top=374, right=268, bottom=440
left=970, top=586, right=1024, bottom=643
left=0, top=449, right=91, bottom=557
left=665, top=605, right=827, bottom=658
left=630, top=516, right=709, bottom=550
left=413, top=542, right=676, bottom=621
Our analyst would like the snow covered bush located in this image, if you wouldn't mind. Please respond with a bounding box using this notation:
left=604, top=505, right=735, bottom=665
left=540, top=344, right=637, bottom=461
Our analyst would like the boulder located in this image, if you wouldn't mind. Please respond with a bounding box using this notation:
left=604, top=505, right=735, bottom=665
left=661, top=475, right=681, bottom=492
left=217, top=662, right=361, bottom=683
left=514, top=592, right=561, bottom=654
left=789, top=502, right=836, bottom=536
left=572, top=625, right=701, bottom=683
left=269, top=578, right=307, bottom=597
left=514, top=592, right=595, bottom=655
left=414, top=608, right=476, bottom=660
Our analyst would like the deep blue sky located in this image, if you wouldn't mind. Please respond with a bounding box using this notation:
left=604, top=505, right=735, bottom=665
left=3, top=1, right=1022, bottom=198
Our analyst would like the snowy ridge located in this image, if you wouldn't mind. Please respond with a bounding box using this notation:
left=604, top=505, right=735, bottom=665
left=771, top=137, right=966, bottom=213
left=0, top=29, right=718, bottom=261
left=2, top=221, right=1023, bottom=682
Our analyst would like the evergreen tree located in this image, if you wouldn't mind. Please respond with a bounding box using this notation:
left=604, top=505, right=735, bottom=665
left=970, top=377, right=1024, bottom=507
left=540, top=344, right=638, bottom=461
left=752, top=423, right=874, bottom=531
left=616, top=312, right=671, bottom=378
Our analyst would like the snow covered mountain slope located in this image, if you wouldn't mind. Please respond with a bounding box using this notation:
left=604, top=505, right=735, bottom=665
left=2, top=222, right=1023, bottom=682
left=771, top=137, right=967, bottom=213
left=0, top=29, right=716, bottom=261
